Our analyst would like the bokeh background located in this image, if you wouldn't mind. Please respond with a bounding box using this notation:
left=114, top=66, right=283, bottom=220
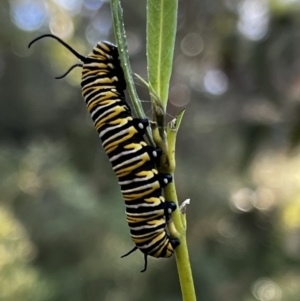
left=1, top=0, right=300, bottom=300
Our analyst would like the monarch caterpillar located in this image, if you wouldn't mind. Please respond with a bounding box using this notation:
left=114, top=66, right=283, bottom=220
left=28, top=34, right=180, bottom=272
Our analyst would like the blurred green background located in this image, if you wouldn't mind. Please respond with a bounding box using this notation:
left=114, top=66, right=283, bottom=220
left=1, top=0, right=300, bottom=300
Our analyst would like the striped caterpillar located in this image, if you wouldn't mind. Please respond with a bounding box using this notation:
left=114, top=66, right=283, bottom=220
left=29, top=34, right=180, bottom=272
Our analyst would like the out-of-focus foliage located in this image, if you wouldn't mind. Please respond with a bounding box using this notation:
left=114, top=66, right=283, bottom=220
left=1, top=0, right=300, bottom=300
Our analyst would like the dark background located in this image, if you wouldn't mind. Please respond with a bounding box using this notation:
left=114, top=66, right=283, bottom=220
left=1, top=0, right=300, bottom=300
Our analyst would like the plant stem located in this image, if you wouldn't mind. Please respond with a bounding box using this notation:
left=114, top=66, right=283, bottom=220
left=164, top=112, right=197, bottom=301
left=110, top=0, right=154, bottom=146
left=174, top=233, right=197, bottom=301
left=165, top=180, right=196, bottom=301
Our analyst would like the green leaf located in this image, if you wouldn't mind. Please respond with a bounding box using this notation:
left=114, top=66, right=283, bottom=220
left=147, top=0, right=178, bottom=108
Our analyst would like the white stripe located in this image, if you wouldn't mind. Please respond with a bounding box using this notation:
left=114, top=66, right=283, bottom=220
left=85, top=62, right=107, bottom=68
left=129, top=224, right=163, bottom=231
left=84, top=77, right=114, bottom=88
left=90, top=106, right=102, bottom=118
left=86, top=92, right=120, bottom=107
left=121, top=182, right=158, bottom=193
left=93, top=106, right=118, bottom=124
left=130, top=228, right=162, bottom=238
left=87, top=96, right=110, bottom=108
left=82, top=74, right=99, bottom=82
left=84, top=86, right=116, bottom=106
left=83, top=85, right=116, bottom=101
left=126, top=203, right=160, bottom=209
left=99, top=122, right=125, bottom=138
left=119, top=176, right=152, bottom=185
left=85, top=91, right=107, bottom=105
left=112, top=153, right=147, bottom=170
left=138, top=238, right=167, bottom=250
left=102, top=127, right=134, bottom=146
left=126, top=209, right=162, bottom=215
left=109, top=147, right=141, bottom=162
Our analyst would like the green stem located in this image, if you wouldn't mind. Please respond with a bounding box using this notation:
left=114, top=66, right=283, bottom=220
left=175, top=233, right=196, bottom=301
left=165, top=181, right=196, bottom=301
left=164, top=111, right=197, bottom=301
left=110, top=0, right=154, bottom=146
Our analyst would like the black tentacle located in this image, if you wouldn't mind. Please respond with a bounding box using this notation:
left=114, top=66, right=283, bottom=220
left=55, top=63, right=83, bottom=79
left=121, top=246, right=138, bottom=258
left=28, top=34, right=86, bottom=62
left=141, top=254, right=148, bottom=273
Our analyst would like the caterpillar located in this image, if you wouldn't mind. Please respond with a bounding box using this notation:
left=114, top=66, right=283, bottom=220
left=28, top=34, right=180, bottom=272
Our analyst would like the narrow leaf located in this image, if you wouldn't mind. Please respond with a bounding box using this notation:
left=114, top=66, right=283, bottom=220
left=147, top=0, right=178, bottom=108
